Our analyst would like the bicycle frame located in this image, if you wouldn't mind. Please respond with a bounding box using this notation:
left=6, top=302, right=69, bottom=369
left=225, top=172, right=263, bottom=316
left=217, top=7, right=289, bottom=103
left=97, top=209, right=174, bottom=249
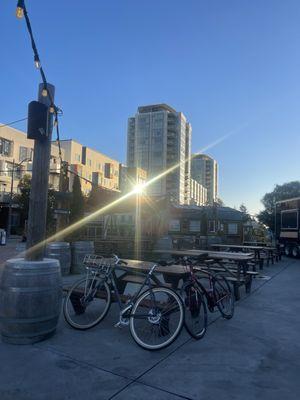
left=86, top=259, right=165, bottom=320
left=185, top=266, right=216, bottom=312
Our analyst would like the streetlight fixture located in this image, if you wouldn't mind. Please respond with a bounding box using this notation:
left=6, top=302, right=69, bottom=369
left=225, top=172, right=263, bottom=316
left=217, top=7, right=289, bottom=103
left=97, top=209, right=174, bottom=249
left=16, top=0, right=25, bottom=19
left=7, top=157, right=31, bottom=237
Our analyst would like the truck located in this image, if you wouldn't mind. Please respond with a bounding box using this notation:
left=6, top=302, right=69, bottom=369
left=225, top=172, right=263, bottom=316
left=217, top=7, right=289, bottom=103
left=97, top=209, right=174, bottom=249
left=275, top=197, right=300, bottom=257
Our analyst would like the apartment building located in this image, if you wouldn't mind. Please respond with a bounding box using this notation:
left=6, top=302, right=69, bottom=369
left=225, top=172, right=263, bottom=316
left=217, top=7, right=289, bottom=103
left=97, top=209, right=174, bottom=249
left=0, top=124, right=64, bottom=230
left=0, top=125, right=64, bottom=194
left=190, top=178, right=208, bottom=206
left=59, top=139, right=120, bottom=195
left=191, top=154, right=218, bottom=205
left=127, top=104, right=191, bottom=204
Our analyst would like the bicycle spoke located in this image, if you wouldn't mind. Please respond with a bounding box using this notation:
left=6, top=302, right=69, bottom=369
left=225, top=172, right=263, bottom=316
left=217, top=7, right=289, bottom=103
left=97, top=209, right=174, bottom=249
left=64, top=278, right=111, bottom=330
left=130, top=288, right=183, bottom=350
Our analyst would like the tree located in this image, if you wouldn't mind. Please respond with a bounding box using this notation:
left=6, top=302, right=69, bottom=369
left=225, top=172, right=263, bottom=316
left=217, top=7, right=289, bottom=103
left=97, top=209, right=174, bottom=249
left=69, top=175, right=85, bottom=224
left=239, top=203, right=251, bottom=222
left=14, top=174, right=57, bottom=235
left=257, top=181, right=300, bottom=231
left=86, top=185, right=102, bottom=212
left=15, top=174, right=31, bottom=222
left=214, top=198, right=224, bottom=207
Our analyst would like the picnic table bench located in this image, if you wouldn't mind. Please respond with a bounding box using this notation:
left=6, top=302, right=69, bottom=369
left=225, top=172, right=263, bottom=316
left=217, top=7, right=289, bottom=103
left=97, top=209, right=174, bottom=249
left=153, top=249, right=255, bottom=300
left=115, top=259, right=194, bottom=293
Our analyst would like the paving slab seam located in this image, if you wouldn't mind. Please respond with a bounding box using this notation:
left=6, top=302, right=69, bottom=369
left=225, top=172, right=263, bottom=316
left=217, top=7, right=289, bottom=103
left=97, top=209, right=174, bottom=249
left=36, top=342, right=193, bottom=400
left=34, top=343, right=135, bottom=382
left=107, top=378, right=193, bottom=400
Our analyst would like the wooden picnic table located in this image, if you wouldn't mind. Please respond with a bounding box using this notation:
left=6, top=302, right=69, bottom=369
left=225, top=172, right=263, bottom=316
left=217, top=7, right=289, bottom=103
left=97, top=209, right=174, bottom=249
left=243, top=242, right=282, bottom=261
left=153, top=249, right=255, bottom=300
left=210, top=244, right=277, bottom=268
left=113, top=258, right=194, bottom=295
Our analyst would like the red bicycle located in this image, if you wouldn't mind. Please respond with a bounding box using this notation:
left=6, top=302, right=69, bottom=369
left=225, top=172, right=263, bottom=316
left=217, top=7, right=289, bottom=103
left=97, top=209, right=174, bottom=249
left=180, top=257, right=234, bottom=340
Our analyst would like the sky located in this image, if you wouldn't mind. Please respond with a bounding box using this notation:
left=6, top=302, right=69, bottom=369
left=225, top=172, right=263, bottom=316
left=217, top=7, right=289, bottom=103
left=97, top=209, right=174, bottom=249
left=1, top=0, right=300, bottom=214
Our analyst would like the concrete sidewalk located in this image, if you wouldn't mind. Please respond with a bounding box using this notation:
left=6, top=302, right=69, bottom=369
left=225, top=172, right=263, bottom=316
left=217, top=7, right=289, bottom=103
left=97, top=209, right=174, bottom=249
left=0, top=258, right=300, bottom=400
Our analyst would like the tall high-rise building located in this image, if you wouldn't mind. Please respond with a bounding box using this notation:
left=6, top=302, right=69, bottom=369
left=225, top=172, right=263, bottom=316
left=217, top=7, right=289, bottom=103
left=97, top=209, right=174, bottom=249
left=127, top=104, right=191, bottom=204
left=191, top=154, right=218, bottom=205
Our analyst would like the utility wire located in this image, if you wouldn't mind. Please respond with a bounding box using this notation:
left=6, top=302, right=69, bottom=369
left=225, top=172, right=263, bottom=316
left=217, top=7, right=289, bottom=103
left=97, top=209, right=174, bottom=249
left=0, top=118, right=28, bottom=129
left=67, top=168, right=119, bottom=193
left=20, top=1, right=63, bottom=165
left=0, top=167, right=118, bottom=194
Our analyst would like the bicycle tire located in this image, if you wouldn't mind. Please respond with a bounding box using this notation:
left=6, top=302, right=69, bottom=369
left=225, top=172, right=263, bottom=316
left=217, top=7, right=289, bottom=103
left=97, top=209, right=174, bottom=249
left=129, top=287, right=184, bottom=351
left=213, top=274, right=234, bottom=319
left=182, top=283, right=207, bottom=340
left=63, top=277, right=111, bottom=330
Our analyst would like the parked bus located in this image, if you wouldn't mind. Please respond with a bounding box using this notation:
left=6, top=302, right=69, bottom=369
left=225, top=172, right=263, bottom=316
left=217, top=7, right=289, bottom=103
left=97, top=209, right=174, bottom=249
left=275, top=197, right=300, bottom=257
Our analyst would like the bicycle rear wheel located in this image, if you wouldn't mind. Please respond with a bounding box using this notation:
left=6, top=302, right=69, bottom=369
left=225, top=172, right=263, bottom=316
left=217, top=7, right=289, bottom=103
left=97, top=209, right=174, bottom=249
left=130, top=287, right=184, bottom=350
left=182, top=284, right=207, bottom=340
left=213, top=274, right=234, bottom=319
left=63, top=277, right=111, bottom=330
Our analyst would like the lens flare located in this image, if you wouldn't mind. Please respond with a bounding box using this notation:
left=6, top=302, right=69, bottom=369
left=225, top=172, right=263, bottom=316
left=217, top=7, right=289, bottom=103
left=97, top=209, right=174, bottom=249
left=132, top=183, right=146, bottom=194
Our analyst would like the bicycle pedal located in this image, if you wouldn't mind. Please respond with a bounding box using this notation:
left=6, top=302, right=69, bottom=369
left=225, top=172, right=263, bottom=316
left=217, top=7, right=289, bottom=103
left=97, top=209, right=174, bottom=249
left=114, top=317, right=129, bottom=328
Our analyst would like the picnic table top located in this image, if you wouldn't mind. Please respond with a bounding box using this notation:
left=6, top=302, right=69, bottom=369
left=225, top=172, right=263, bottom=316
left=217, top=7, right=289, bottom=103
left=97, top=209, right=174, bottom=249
left=153, top=249, right=254, bottom=261
left=210, top=244, right=276, bottom=251
left=120, top=259, right=191, bottom=276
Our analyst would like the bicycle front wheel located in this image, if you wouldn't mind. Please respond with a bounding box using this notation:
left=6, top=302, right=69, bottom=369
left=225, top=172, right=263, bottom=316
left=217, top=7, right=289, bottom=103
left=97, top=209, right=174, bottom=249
left=182, top=283, right=207, bottom=340
left=63, top=277, right=111, bottom=330
left=213, top=274, right=234, bottom=319
left=130, top=287, right=184, bottom=350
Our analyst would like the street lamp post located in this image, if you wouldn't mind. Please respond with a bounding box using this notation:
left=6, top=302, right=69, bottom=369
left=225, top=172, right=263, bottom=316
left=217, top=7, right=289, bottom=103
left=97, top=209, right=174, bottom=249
left=7, top=157, right=31, bottom=237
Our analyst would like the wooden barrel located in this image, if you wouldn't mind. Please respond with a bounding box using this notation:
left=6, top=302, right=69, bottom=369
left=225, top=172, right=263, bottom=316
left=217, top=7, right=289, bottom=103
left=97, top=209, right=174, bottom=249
left=0, top=258, right=62, bottom=344
left=46, top=242, right=71, bottom=276
left=71, top=241, right=94, bottom=274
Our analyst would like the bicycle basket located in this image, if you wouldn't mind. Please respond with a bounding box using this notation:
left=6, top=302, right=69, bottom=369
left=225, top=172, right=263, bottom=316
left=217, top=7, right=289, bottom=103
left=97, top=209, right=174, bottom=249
left=83, top=255, right=115, bottom=275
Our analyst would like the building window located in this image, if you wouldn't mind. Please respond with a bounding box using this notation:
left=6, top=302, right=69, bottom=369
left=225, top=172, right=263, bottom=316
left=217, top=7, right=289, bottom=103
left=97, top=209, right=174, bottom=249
left=104, top=163, right=112, bottom=179
left=189, top=220, right=201, bottom=232
left=228, top=223, right=238, bottom=235
left=208, top=220, right=216, bottom=233
left=19, top=146, right=32, bottom=162
left=0, top=138, right=12, bottom=156
left=87, top=159, right=92, bottom=167
left=281, top=210, right=298, bottom=229
left=75, top=153, right=81, bottom=162
left=169, top=219, right=180, bottom=232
